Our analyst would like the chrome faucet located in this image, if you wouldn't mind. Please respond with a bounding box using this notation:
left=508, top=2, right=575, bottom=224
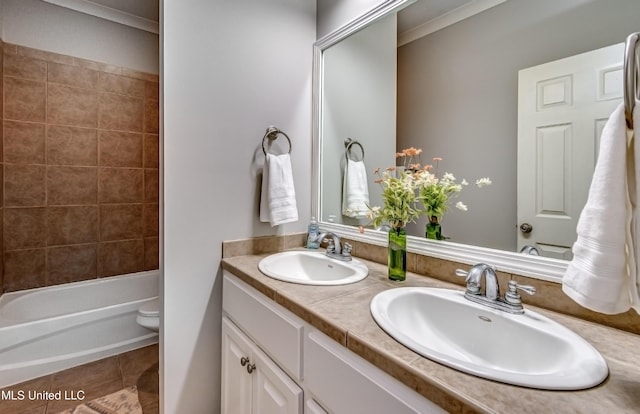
left=315, top=232, right=352, bottom=261
left=455, top=263, right=536, bottom=314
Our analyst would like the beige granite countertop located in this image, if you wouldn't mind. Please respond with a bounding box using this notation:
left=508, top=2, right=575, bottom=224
left=221, top=252, right=640, bottom=414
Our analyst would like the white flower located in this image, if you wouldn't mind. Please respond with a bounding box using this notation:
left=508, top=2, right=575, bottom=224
left=456, top=201, right=468, bottom=211
left=461, top=179, right=469, bottom=186
left=475, top=177, right=492, bottom=188
left=442, top=172, right=456, bottom=182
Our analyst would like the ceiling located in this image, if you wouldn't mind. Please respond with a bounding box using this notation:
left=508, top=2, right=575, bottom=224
left=82, top=0, right=473, bottom=32
left=398, top=0, right=474, bottom=34
left=88, top=0, right=159, bottom=22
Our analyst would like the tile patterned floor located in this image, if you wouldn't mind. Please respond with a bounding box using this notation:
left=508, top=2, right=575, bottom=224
left=0, top=344, right=159, bottom=414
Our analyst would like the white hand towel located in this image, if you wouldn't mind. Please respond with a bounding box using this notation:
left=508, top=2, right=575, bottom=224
left=629, top=103, right=640, bottom=313
left=259, top=153, right=298, bottom=227
left=342, top=159, right=370, bottom=218
left=562, top=103, right=636, bottom=314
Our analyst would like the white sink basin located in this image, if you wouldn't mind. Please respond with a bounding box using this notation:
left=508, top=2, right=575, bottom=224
left=258, top=251, right=368, bottom=285
left=370, top=287, right=608, bottom=390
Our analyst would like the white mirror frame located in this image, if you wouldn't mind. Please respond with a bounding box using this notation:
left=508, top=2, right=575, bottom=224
left=311, top=0, right=568, bottom=283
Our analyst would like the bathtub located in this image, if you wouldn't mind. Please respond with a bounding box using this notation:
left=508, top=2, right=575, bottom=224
left=0, top=270, right=159, bottom=388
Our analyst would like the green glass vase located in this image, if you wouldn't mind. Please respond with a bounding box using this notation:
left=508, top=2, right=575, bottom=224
left=425, top=216, right=443, bottom=240
left=388, top=227, right=407, bottom=281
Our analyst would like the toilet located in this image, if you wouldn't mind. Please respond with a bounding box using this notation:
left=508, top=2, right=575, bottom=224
left=137, top=297, right=160, bottom=331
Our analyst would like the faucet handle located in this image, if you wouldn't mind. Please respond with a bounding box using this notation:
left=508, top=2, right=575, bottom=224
left=323, top=238, right=335, bottom=253
left=342, top=242, right=352, bottom=256
left=504, top=280, right=536, bottom=305
left=455, top=268, right=481, bottom=294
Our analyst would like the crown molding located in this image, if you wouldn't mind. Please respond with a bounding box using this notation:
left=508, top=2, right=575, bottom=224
left=398, top=0, right=507, bottom=47
left=42, top=0, right=159, bottom=34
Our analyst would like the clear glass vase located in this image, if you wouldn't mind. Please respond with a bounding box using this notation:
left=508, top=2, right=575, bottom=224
left=388, top=227, right=407, bottom=281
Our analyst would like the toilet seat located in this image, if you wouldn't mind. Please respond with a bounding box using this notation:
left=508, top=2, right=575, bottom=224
left=137, top=298, right=159, bottom=331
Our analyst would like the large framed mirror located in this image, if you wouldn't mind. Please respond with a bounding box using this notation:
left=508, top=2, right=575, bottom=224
left=312, top=0, right=640, bottom=281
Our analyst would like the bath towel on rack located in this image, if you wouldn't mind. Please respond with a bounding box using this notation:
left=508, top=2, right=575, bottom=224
left=260, top=153, right=298, bottom=226
left=342, top=158, right=370, bottom=218
left=562, top=103, right=640, bottom=314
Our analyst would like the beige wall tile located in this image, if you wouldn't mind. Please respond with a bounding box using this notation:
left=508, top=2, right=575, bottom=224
left=144, top=237, right=159, bottom=271
left=144, top=99, right=159, bottom=134
left=47, top=125, right=98, bottom=166
left=144, top=168, right=159, bottom=202
left=145, top=81, right=159, bottom=101
left=74, top=57, right=121, bottom=74
left=98, top=72, right=145, bottom=97
left=99, top=130, right=142, bottom=167
left=100, top=204, right=143, bottom=241
left=99, top=93, right=143, bottom=132
left=47, top=244, right=97, bottom=285
left=143, top=203, right=159, bottom=237
left=3, top=208, right=47, bottom=250
left=98, top=239, right=144, bottom=277
left=99, top=168, right=143, bottom=203
left=4, top=53, right=46, bottom=81
left=16, top=45, right=50, bottom=61
left=4, top=77, right=46, bottom=122
left=48, top=61, right=99, bottom=90
left=4, top=164, right=46, bottom=207
left=121, top=68, right=158, bottom=83
left=3, top=248, right=46, bottom=291
left=143, top=134, right=159, bottom=168
left=47, top=166, right=97, bottom=205
left=47, top=84, right=99, bottom=127
left=4, top=121, right=46, bottom=164
left=47, top=206, right=98, bottom=246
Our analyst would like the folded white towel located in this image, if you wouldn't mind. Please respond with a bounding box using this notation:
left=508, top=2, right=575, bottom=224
left=562, top=103, right=636, bottom=314
left=259, top=153, right=298, bottom=227
left=629, top=104, right=640, bottom=312
left=342, top=159, right=370, bottom=218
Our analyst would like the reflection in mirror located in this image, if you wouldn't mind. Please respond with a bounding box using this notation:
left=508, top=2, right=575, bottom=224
left=316, top=0, right=640, bottom=277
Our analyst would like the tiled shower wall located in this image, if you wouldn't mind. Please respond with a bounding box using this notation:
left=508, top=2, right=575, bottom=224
left=1, top=43, right=159, bottom=293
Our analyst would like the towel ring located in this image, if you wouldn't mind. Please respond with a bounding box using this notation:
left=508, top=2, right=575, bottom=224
left=624, top=32, right=640, bottom=129
left=344, top=138, right=365, bottom=161
left=262, top=126, right=292, bottom=155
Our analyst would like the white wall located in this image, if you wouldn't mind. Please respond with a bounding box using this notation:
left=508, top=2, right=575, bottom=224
left=2, top=0, right=158, bottom=74
left=162, top=0, right=315, bottom=412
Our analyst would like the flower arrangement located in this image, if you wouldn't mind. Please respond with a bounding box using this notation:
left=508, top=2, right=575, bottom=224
left=368, top=148, right=423, bottom=230
left=368, top=147, right=491, bottom=237
left=416, top=157, right=492, bottom=221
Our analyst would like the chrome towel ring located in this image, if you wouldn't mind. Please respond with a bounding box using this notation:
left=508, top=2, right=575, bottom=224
left=624, top=32, right=639, bottom=129
left=344, top=138, right=365, bottom=161
left=262, top=126, right=292, bottom=155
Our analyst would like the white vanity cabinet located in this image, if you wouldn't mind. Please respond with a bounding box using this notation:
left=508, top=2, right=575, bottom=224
left=222, top=317, right=303, bottom=414
left=221, top=271, right=445, bottom=414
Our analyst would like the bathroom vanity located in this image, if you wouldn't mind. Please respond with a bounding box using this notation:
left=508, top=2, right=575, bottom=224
left=221, top=250, right=640, bottom=413
left=221, top=271, right=443, bottom=413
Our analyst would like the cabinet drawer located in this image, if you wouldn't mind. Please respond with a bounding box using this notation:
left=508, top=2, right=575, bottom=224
left=304, top=330, right=446, bottom=414
left=223, top=271, right=304, bottom=380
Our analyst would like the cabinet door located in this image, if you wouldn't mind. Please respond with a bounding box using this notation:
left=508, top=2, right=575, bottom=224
left=222, top=317, right=253, bottom=414
left=252, top=344, right=303, bottom=414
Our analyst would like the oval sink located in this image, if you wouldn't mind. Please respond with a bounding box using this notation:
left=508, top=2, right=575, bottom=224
left=370, top=287, right=608, bottom=390
left=258, top=251, right=368, bottom=285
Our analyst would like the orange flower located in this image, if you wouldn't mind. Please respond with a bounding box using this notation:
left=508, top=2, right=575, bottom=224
left=423, top=164, right=433, bottom=171
left=432, top=157, right=443, bottom=162
left=373, top=167, right=381, bottom=174
left=385, top=166, right=396, bottom=171
left=403, top=147, right=422, bottom=156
